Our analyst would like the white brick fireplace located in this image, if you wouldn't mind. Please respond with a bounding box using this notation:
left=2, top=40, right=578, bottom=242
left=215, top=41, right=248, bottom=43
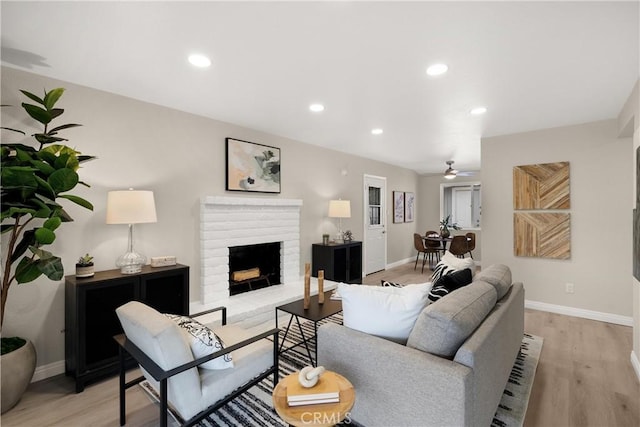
left=194, top=196, right=335, bottom=325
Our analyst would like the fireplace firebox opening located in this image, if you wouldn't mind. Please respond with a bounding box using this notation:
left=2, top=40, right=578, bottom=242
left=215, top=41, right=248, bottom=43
left=228, top=242, right=281, bottom=296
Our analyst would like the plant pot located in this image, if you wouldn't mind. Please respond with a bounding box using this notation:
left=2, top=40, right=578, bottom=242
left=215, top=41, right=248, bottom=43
left=440, top=228, right=450, bottom=238
left=75, top=263, right=94, bottom=278
left=1, top=339, right=36, bottom=414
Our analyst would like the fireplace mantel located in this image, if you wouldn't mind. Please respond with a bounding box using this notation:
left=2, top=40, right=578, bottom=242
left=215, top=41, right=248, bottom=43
left=200, top=196, right=303, bottom=304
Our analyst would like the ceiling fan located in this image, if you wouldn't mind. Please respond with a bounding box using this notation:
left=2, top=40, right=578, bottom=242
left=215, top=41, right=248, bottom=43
left=443, top=160, right=476, bottom=179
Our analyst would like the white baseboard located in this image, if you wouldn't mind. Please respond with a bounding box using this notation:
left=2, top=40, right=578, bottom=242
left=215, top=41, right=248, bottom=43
left=631, top=351, right=640, bottom=382
left=386, top=257, right=414, bottom=269
left=525, top=300, right=633, bottom=326
left=32, top=360, right=65, bottom=383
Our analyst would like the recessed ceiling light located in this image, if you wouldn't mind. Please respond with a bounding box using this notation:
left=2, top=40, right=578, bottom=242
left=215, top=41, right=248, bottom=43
left=470, top=106, right=488, bottom=115
left=188, top=54, right=211, bottom=68
left=309, top=103, right=325, bottom=112
left=426, top=63, right=448, bottom=76
left=371, top=128, right=383, bottom=135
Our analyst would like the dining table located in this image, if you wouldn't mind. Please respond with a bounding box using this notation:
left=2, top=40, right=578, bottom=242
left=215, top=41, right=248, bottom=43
left=423, top=234, right=470, bottom=253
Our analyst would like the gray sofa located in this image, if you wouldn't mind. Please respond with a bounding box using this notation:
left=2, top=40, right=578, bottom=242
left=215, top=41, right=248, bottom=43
left=317, top=264, right=524, bottom=427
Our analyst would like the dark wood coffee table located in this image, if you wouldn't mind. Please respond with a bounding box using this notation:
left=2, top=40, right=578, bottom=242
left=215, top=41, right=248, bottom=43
left=275, top=290, right=342, bottom=366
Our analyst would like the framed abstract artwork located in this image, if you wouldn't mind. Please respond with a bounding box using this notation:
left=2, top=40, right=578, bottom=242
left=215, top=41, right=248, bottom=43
left=514, top=212, right=571, bottom=259
left=226, top=138, right=281, bottom=193
left=404, top=192, right=415, bottom=222
left=393, top=191, right=404, bottom=223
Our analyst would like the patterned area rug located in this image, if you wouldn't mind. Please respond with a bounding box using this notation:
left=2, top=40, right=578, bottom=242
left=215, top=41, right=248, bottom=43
left=141, top=315, right=543, bottom=426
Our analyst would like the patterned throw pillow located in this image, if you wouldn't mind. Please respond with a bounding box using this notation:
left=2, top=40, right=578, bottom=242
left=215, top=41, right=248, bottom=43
left=381, top=280, right=403, bottom=287
left=165, top=314, right=234, bottom=370
left=428, top=268, right=473, bottom=302
left=430, top=251, right=475, bottom=282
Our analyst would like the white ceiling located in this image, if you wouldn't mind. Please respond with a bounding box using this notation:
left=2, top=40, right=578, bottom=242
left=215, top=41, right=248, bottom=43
left=1, top=1, right=638, bottom=175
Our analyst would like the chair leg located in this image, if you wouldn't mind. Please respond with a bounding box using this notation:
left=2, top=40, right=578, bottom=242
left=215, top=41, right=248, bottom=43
left=414, top=252, right=420, bottom=270
left=159, top=379, right=168, bottom=427
left=421, top=253, right=427, bottom=273
left=119, top=347, right=126, bottom=426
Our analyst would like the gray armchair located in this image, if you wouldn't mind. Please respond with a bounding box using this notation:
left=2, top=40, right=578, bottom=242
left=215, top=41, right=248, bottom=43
left=114, top=301, right=279, bottom=427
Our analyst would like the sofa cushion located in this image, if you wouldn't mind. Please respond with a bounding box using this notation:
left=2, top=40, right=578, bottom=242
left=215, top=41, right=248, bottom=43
left=427, top=268, right=473, bottom=302
left=165, top=314, right=234, bottom=370
left=474, top=264, right=512, bottom=300
left=407, top=281, right=497, bottom=358
left=430, top=251, right=475, bottom=282
left=339, top=282, right=431, bottom=344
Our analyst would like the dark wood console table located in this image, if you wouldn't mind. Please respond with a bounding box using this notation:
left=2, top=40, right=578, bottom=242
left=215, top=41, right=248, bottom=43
left=65, top=264, right=189, bottom=392
left=312, top=241, right=362, bottom=284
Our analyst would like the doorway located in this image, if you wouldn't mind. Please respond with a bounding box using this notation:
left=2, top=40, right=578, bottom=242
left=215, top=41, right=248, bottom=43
left=363, top=174, right=387, bottom=274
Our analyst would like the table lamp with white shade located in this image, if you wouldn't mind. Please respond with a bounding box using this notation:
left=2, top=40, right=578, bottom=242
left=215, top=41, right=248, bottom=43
left=328, top=199, right=351, bottom=243
left=106, top=189, right=157, bottom=274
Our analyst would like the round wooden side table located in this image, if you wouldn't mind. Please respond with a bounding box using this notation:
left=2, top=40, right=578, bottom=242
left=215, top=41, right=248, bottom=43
left=272, top=371, right=355, bottom=427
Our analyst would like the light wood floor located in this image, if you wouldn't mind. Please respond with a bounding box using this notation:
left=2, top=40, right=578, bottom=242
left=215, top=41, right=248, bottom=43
left=3, top=262, right=638, bottom=426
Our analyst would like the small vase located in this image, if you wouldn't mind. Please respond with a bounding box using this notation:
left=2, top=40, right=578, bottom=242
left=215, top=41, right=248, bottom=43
left=75, top=263, right=94, bottom=278
left=440, top=228, right=450, bottom=238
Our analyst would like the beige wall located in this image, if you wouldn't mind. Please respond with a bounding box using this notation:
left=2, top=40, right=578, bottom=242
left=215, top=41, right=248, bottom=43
left=1, top=67, right=419, bottom=370
left=417, top=174, right=482, bottom=262
left=619, top=80, right=639, bottom=377
left=482, top=120, right=633, bottom=318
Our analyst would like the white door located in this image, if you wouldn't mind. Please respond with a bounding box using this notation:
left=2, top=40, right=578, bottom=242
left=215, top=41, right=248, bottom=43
left=452, top=187, right=472, bottom=228
left=364, top=175, right=387, bottom=274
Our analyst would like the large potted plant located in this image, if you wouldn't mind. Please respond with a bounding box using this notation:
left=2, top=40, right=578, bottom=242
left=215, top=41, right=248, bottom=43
left=1, top=88, right=95, bottom=413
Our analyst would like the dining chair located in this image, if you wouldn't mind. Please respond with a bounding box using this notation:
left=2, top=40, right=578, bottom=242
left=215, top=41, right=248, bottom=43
left=414, top=233, right=439, bottom=273
left=424, top=230, right=443, bottom=261
left=448, top=235, right=470, bottom=258
left=465, top=232, right=476, bottom=259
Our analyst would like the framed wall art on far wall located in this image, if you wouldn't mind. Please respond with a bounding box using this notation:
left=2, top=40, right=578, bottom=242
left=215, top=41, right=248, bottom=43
left=393, top=191, right=404, bottom=223
left=226, top=138, right=281, bottom=193
left=404, top=192, right=415, bottom=222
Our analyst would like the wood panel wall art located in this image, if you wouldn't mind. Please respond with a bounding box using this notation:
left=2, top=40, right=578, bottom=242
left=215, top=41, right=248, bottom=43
left=514, top=212, right=571, bottom=259
left=513, top=162, right=570, bottom=210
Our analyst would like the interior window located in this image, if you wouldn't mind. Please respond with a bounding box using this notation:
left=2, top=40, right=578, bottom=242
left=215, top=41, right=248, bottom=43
left=440, top=182, right=481, bottom=229
left=368, top=187, right=381, bottom=225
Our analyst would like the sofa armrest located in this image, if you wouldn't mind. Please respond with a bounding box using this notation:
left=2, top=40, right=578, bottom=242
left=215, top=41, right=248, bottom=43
left=317, top=323, right=472, bottom=427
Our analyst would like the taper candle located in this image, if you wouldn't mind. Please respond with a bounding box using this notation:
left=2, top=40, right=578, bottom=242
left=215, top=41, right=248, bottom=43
left=318, top=270, right=325, bottom=304
left=304, top=263, right=311, bottom=309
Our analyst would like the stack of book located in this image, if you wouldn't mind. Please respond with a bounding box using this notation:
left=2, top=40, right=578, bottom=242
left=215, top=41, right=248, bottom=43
left=287, top=377, right=340, bottom=406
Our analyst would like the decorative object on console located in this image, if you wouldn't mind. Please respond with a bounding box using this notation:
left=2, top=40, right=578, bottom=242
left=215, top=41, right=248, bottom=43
left=318, top=270, right=324, bottom=304
left=304, top=263, right=311, bottom=309
left=328, top=199, right=351, bottom=242
left=393, top=191, right=404, bottom=223
left=342, top=230, right=353, bottom=241
left=322, top=234, right=330, bottom=245
left=75, top=253, right=94, bottom=278
left=439, top=214, right=460, bottom=238
left=404, top=192, right=415, bottom=222
left=106, top=189, right=157, bottom=274
left=150, top=255, right=177, bottom=267
left=225, top=137, right=281, bottom=193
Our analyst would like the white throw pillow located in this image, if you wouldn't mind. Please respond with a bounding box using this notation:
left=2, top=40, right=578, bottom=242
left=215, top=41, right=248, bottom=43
left=165, top=314, right=234, bottom=370
left=338, top=282, right=432, bottom=344
left=431, top=251, right=475, bottom=282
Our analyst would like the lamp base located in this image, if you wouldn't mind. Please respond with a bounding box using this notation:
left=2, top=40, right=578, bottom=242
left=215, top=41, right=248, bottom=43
left=116, top=251, right=146, bottom=275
